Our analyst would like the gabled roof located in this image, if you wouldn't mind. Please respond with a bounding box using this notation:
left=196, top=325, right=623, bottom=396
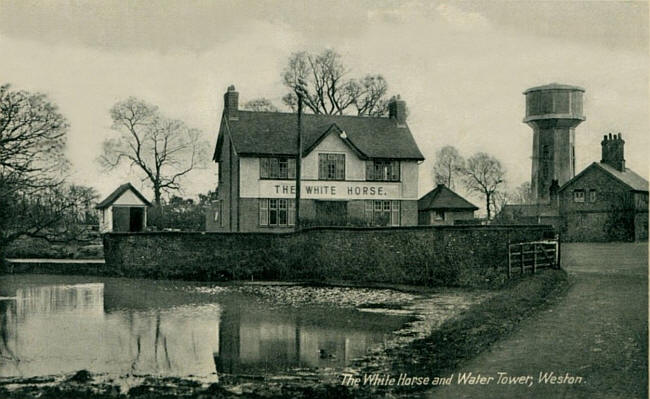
left=213, top=110, right=425, bottom=161
left=96, top=183, right=152, bottom=209
left=418, top=184, right=478, bottom=211
left=559, top=162, right=649, bottom=193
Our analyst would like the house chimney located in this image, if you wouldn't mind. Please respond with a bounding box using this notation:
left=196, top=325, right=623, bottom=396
left=388, top=95, right=407, bottom=126
left=224, top=85, right=239, bottom=120
left=601, top=132, right=625, bottom=171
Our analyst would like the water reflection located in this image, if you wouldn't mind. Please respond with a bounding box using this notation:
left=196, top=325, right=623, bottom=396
left=0, top=275, right=407, bottom=379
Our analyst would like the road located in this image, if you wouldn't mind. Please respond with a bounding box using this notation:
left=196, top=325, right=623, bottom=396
left=426, top=242, right=648, bottom=399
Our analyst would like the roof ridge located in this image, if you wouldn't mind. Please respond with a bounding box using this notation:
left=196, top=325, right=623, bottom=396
left=236, top=109, right=395, bottom=121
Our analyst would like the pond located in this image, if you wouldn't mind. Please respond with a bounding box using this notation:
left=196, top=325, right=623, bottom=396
left=0, top=274, right=412, bottom=379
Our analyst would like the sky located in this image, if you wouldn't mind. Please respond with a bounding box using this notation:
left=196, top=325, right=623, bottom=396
left=1, top=0, right=648, bottom=206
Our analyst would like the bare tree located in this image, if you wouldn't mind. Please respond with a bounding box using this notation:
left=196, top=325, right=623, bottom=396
left=99, top=98, right=208, bottom=206
left=282, top=49, right=390, bottom=116
left=508, top=181, right=533, bottom=205
left=433, top=145, right=466, bottom=189
left=462, top=152, right=506, bottom=220
left=242, top=98, right=279, bottom=112
left=0, top=84, right=95, bottom=264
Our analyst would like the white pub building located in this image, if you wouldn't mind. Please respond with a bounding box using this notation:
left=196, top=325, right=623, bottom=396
left=207, top=85, right=424, bottom=232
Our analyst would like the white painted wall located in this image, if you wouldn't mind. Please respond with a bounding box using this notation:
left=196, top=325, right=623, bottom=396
left=238, top=130, right=419, bottom=200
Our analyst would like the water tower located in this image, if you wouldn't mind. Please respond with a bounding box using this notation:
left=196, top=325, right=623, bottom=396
left=523, top=83, right=585, bottom=203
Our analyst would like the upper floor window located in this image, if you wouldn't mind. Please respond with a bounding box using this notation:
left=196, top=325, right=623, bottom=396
left=573, top=189, right=585, bottom=203
left=260, top=157, right=296, bottom=179
left=319, top=154, right=345, bottom=180
left=589, top=189, right=597, bottom=203
left=366, top=160, right=400, bottom=181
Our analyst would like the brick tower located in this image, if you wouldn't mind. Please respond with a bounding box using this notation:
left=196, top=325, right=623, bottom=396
left=523, top=83, right=585, bottom=203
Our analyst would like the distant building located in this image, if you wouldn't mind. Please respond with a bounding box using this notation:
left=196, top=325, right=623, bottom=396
left=499, top=84, right=648, bottom=241
left=558, top=134, right=648, bottom=242
left=207, top=85, right=424, bottom=232
left=418, top=184, right=478, bottom=225
left=96, top=183, right=152, bottom=233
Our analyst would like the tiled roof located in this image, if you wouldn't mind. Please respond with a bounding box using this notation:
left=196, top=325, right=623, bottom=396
left=95, top=183, right=152, bottom=209
left=213, top=110, right=424, bottom=161
left=418, top=184, right=478, bottom=211
left=596, top=163, right=648, bottom=192
left=559, top=162, right=649, bottom=193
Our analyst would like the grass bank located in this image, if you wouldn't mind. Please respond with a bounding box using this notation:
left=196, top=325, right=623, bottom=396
left=382, top=268, right=570, bottom=395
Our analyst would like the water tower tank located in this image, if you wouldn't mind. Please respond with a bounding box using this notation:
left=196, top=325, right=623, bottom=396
left=523, top=83, right=585, bottom=203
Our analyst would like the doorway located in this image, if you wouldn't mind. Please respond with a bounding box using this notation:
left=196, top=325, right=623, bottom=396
left=315, top=201, right=348, bottom=226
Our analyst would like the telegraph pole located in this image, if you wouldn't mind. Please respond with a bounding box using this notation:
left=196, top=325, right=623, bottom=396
left=294, top=78, right=307, bottom=231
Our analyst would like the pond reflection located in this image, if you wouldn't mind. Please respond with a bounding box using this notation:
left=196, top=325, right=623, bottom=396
left=0, top=275, right=408, bottom=378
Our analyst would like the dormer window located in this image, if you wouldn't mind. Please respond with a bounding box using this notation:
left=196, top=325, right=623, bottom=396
left=318, top=154, right=345, bottom=180
left=366, top=160, right=400, bottom=181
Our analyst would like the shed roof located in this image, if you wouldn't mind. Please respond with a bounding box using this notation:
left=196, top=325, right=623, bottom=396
left=213, top=110, right=424, bottom=161
left=95, top=183, right=152, bottom=209
left=418, top=184, right=478, bottom=211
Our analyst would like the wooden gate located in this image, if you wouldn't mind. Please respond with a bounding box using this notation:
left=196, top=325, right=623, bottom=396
left=508, top=239, right=560, bottom=278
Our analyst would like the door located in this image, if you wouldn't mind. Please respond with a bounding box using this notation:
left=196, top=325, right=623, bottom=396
left=315, top=201, right=348, bottom=226
left=129, top=207, right=144, bottom=232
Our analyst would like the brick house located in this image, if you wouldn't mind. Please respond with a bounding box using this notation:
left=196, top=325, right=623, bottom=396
left=418, top=184, right=478, bottom=225
left=558, top=133, right=648, bottom=242
left=207, top=86, right=424, bottom=232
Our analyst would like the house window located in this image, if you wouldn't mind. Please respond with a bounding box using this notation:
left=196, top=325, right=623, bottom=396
left=366, top=160, right=400, bottom=181
left=365, top=200, right=400, bottom=226
left=260, top=157, right=296, bottom=179
left=213, top=200, right=223, bottom=227
left=589, top=190, right=597, bottom=203
left=573, top=190, right=585, bottom=203
left=319, top=154, right=345, bottom=180
left=259, top=199, right=295, bottom=227
left=434, top=210, right=444, bottom=221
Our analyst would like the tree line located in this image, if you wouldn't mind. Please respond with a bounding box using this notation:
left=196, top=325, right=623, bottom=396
left=432, top=145, right=532, bottom=220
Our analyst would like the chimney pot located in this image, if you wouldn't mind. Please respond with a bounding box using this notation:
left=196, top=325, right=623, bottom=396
left=388, top=95, right=407, bottom=126
left=224, top=84, right=239, bottom=119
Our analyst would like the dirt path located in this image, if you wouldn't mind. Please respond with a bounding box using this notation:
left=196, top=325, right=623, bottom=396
left=425, top=242, right=648, bottom=399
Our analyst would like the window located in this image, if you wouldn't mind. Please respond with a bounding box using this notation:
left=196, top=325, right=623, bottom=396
left=589, top=190, right=597, bottom=203
left=259, top=199, right=295, bottom=227
left=434, top=210, right=444, bottom=221
left=366, top=160, right=400, bottom=181
left=365, top=200, right=400, bottom=226
left=573, top=190, right=585, bottom=203
left=213, top=200, right=223, bottom=226
left=318, top=154, right=345, bottom=180
left=260, top=157, right=296, bottom=179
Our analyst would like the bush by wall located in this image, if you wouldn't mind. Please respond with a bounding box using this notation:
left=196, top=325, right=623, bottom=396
left=102, top=225, right=554, bottom=288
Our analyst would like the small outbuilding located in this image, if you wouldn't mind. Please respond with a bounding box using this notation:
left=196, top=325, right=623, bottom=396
left=418, top=184, right=478, bottom=225
left=96, top=183, right=152, bottom=233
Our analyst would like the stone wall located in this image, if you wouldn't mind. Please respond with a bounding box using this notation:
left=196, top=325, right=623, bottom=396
left=103, top=225, right=554, bottom=287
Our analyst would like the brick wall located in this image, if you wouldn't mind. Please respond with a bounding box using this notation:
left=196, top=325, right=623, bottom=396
left=103, top=225, right=554, bottom=287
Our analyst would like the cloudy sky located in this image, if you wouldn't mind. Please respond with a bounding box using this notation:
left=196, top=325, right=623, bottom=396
left=1, top=0, right=648, bottom=204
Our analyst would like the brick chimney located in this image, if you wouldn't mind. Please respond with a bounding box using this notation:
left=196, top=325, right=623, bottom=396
left=601, top=132, right=625, bottom=171
left=224, top=85, right=239, bottom=120
left=388, top=95, right=407, bottom=126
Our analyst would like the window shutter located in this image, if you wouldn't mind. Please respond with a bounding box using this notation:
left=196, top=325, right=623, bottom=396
left=288, top=158, right=296, bottom=179
left=259, top=199, right=268, bottom=226
left=366, top=161, right=373, bottom=180
left=288, top=200, right=295, bottom=226
left=391, top=201, right=400, bottom=226
left=365, top=200, right=373, bottom=224
left=260, top=158, right=269, bottom=178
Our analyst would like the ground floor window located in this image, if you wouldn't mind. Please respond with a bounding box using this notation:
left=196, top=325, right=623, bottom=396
left=365, top=200, right=400, bottom=226
left=259, top=198, right=295, bottom=227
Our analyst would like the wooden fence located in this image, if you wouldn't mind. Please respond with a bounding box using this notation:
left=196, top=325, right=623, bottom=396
left=508, top=239, right=560, bottom=278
